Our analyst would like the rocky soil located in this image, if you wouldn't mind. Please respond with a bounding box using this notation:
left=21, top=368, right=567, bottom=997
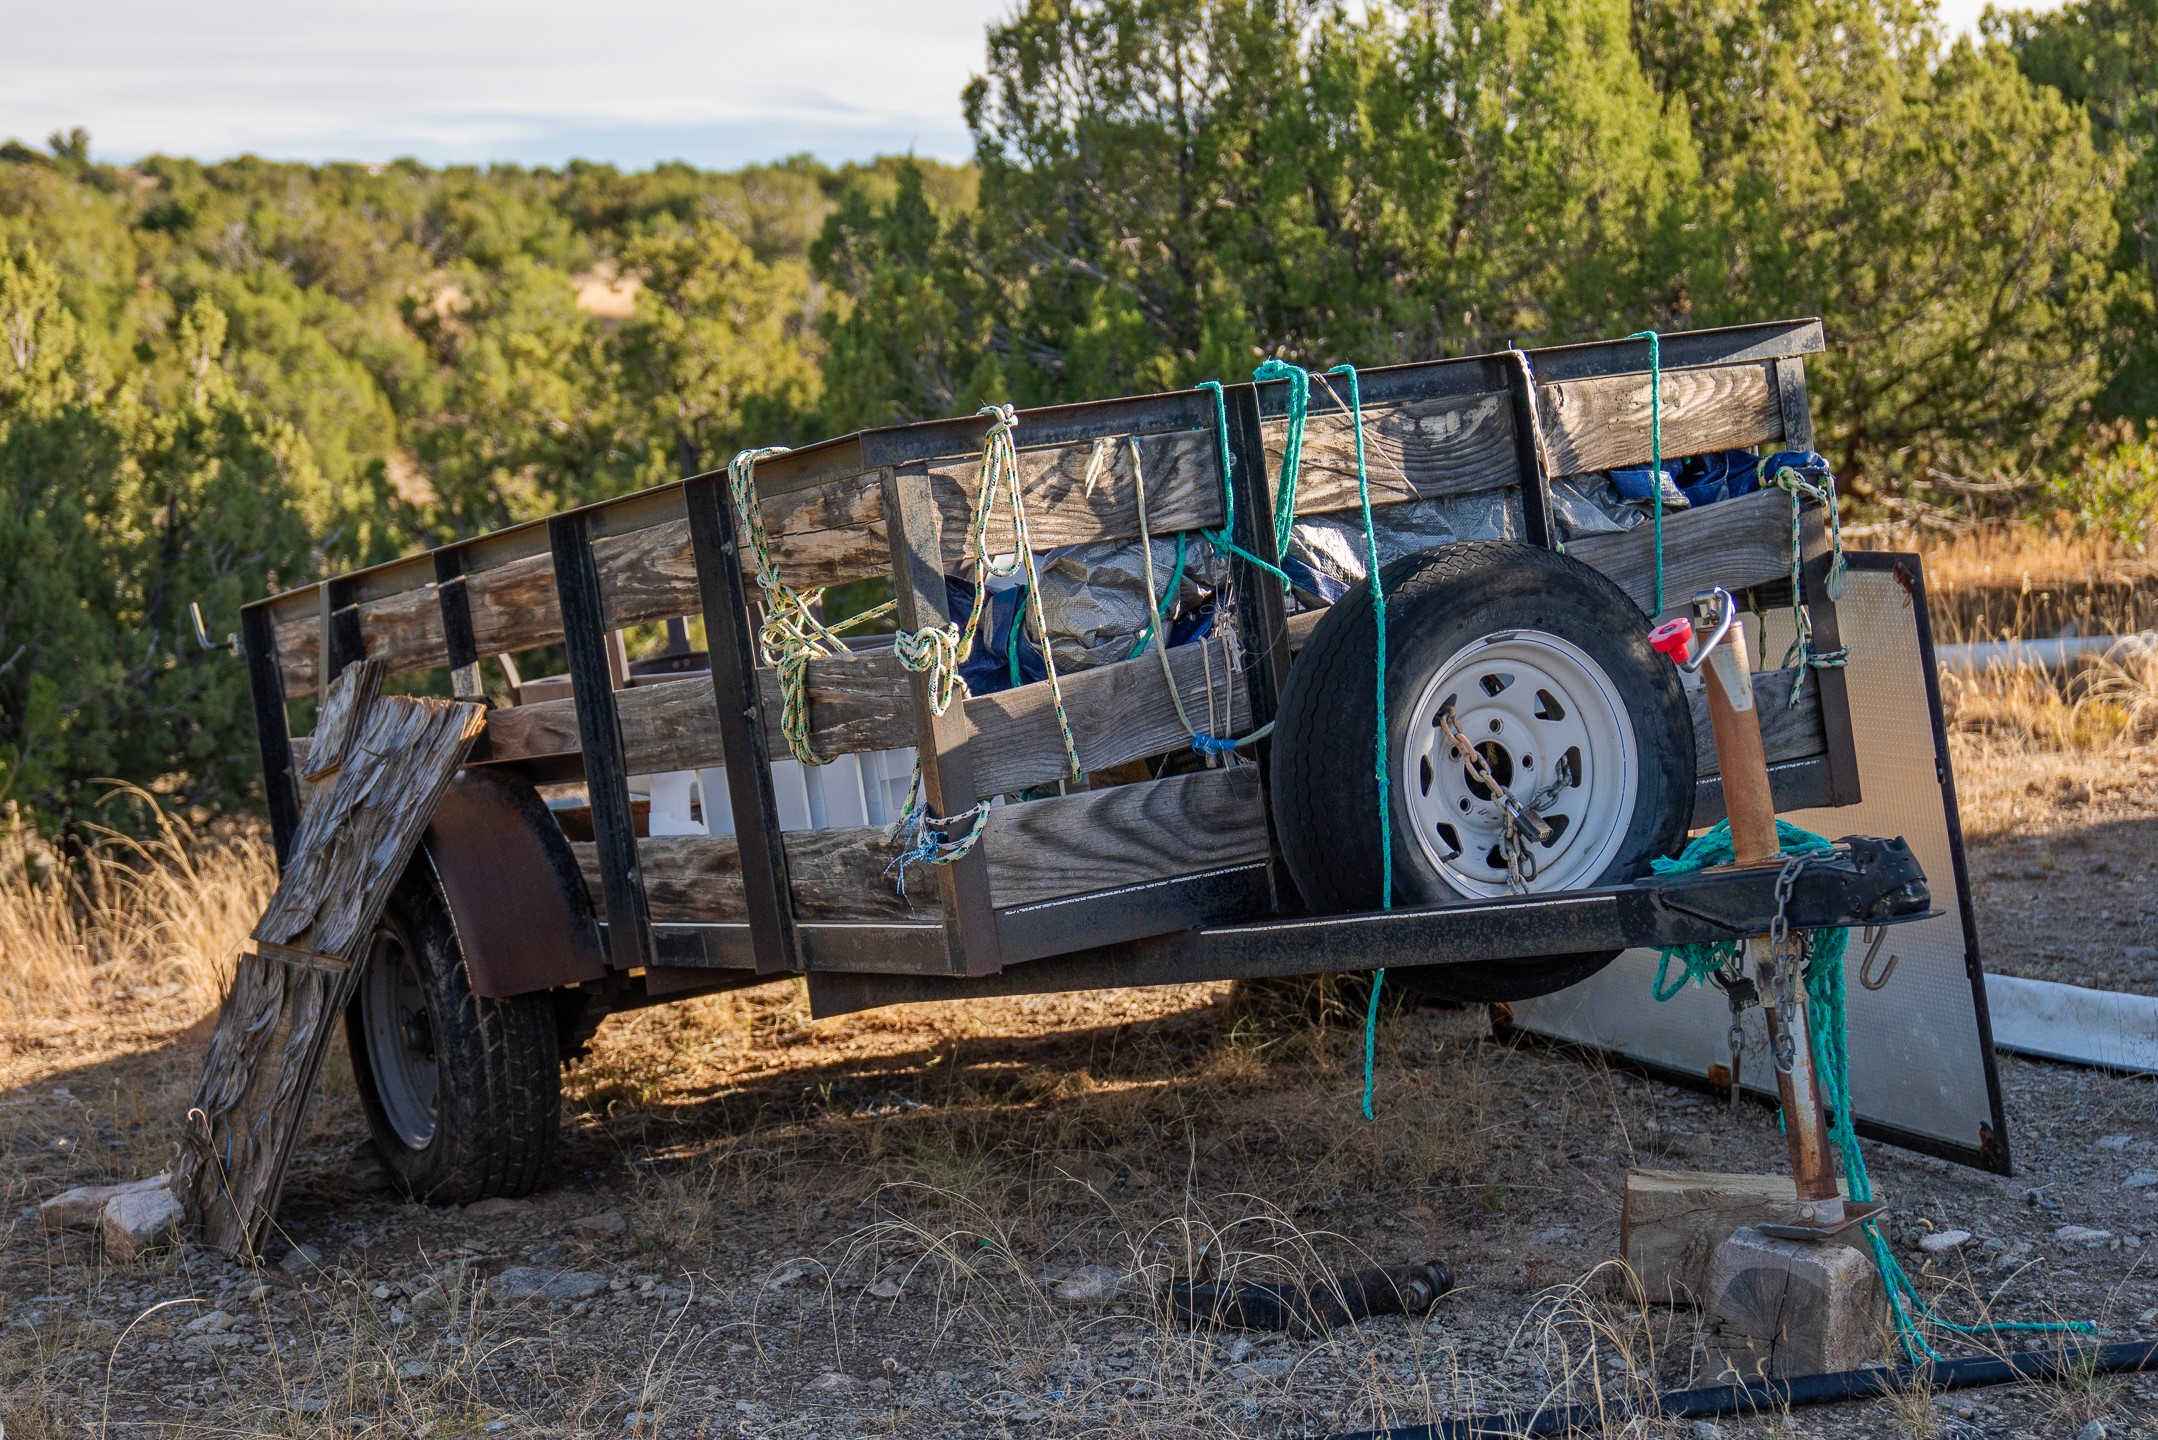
left=4, top=743, right=2157, bottom=1439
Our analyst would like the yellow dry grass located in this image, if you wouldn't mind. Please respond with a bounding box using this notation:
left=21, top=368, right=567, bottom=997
left=0, top=788, right=274, bottom=1034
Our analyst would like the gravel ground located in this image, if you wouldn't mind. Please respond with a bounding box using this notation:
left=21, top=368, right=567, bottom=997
left=4, top=745, right=2157, bottom=1439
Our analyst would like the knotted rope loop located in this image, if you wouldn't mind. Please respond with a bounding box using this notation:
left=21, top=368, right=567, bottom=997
left=883, top=762, right=992, bottom=901
left=730, top=447, right=896, bottom=765
left=893, top=623, right=964, bottom=715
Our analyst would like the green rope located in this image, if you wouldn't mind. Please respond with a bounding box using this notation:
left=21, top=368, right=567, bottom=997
left=730, top=446, right=898, bottom=764
left=1007, top=586, right=1030, bottom=691
left=1197, top=380, right=1295, bottom=588
left=1253, top=358, right=1310, bottom=558
left=1654, top=821, right=2093, bottom=1363
left=1320, top=362, right=1394, bottom=1123
left=1626, top=330, right=1666, bottom=616
left=1124, top=532, right=1188, bottom=661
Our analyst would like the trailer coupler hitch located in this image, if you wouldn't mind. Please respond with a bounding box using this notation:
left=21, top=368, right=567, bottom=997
left=1626, top=834, right=1931, bottom=947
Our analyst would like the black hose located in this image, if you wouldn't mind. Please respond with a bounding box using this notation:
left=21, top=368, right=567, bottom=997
left=1331, top=1337, right=2158, bottom=1440
left=1168, top=1261, right=1452, bottom=1340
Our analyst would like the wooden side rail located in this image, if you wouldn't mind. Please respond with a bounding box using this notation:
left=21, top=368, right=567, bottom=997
left=567, top=765, right=1269, bottom=925
left=259, top=338, right=1819, bottom=698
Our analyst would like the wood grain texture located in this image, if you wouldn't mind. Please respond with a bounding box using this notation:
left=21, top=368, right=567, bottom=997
left=1563, top=487, right=1823, bottom=619
left=481, top=652, right=915, bottom=773
left=179, top=691, right=485, bottom=1257
left=1275, top=392, right=1516, bottom=516
left=1692, top=667, right=1823, bottom=776
left=1538, top=362, right=1782, bottom=478
left=967, top=632, right=1251, bottom=797
left=301, top=659, right=384, bottom=782
left=982, top=764, right=1268, bottom=908
left=573, top=764, right=1268, bottom=927
left=272, top=475, right=888, bottom=696
left=265, top=358, right=1790, bottom=696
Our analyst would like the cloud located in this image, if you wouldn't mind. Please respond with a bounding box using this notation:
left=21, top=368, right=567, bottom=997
left=0, top=0, right=1007, bottom=167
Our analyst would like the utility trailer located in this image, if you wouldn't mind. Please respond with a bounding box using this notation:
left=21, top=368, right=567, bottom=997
left=236, top=317, right=1933, bottom=1200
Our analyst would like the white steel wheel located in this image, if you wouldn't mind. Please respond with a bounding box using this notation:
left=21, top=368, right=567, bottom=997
left=1401, top=630, right=1639, bottom=899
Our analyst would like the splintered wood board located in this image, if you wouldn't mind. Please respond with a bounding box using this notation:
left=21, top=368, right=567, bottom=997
left=177, top=678, right=485, bottom=1257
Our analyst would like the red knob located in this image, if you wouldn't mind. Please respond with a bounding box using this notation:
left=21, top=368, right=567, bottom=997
left=1648, top=616, right=1694, bottom=665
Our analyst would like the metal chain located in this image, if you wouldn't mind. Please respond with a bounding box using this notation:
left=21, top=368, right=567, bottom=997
left=1437, top=703, right=1573, bottom=895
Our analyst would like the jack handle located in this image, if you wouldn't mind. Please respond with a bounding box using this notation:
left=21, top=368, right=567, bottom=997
left=189, top=601, right=241, bottom=657
left=1647, top=587, right=1737, bottom=673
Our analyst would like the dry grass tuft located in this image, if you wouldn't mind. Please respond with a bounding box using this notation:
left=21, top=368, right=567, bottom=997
left=0, top=787, right=273, bottom=1032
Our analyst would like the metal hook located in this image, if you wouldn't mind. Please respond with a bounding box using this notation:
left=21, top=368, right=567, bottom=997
left=189, top=601, right=240, bottom=656
left=1858, top=925, right=1900, bottom=991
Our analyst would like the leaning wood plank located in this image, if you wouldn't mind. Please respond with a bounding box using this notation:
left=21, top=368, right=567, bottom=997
left=300, top=659, right=384, bottom=782
left=483, top=652, right=915, bottom=773
left=967, top=634, right=1252, bottom=797
left=177, top=693, right=485, bottom=1257
left=1538, top=362, right=1781, bottom=479
left=573, top=765, right=1268, bottom=924
left=1564, top=488, right=1823, bottom=618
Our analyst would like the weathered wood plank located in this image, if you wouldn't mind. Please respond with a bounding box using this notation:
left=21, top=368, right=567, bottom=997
left=1692, top=667, right=1822, bottom=775
left=983, top=764, right=1268, bottom=908
left=180, top=691, right=485, bottom=1257
left=573, top=765, right=1268, bottom=927
left=1273, top=391, right=1516, bottom=515
left=272, top=479, right=889, bottom=696
left=924, top=429, right=1225, bottom=563
left=1538, top=362, right=1782, bottom=479
left=300, top=658, right=383, bottom=783
left=1564, top=486, right=1822, bottom=619
left=481, top=652, right=914, bottom=773
left=967, top=633, right=1251, bottom=796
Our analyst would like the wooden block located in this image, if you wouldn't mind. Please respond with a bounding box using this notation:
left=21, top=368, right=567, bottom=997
left=1705, top=1225, right=1890, bottom=1378
left=1620, top=1168, right=1876, bottom=1306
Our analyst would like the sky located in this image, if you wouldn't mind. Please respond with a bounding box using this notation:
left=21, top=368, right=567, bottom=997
left=2, top=0, right=2063, bottom=173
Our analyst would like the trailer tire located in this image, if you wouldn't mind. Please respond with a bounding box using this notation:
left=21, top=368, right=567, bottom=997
left=1273, top=542, right=1694, bottom=1002
left=345, top=862, right=560, bottom=1204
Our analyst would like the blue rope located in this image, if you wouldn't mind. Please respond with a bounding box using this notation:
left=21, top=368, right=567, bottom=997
left=1626, top=329, right=1665, bottom=616
left=1323, top=362, right=1394, bottom=1122
left=1654, top=821, right=2093, bottom=1362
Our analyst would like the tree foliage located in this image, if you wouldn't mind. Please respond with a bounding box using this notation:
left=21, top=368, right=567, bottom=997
left=1, top=0, right=2154, bottom=825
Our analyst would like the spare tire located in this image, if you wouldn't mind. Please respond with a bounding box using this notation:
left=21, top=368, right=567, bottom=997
left=1272, top=542, right=1694, bottom=1001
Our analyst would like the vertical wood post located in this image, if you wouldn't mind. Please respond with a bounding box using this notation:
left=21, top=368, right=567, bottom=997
left=1775, top=355, right=1862, bottom=807
left=240, top=605, right=301, bottom=866
left=684, top=471, right=802, bottom=975
left=432, top=547, right=486, bottom=703
left=1503, top=357, right=1557, bottom=549
left=882, top=464, right=1003, bottom=977
left=550, top=513, right=654, bottom=972
left=1221, top=383, right=1300, bottom=910
left=317, top=575, right=363, bottom=699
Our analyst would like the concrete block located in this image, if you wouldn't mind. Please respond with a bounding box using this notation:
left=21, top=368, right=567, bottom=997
left=1704, top=1225, right=1888, bottom=1378
left=1621, top=1169, right=1879, bottom=1305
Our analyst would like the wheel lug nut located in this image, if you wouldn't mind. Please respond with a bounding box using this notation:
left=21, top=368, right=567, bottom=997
left=1488, top=719, right=1502, bottom=733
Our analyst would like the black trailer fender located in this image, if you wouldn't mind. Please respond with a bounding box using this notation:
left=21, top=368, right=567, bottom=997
left=418, top=768, right=605, bottom=999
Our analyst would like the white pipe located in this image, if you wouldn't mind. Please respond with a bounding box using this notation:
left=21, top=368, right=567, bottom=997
left=1935, top=632, right=2158, bottom=676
